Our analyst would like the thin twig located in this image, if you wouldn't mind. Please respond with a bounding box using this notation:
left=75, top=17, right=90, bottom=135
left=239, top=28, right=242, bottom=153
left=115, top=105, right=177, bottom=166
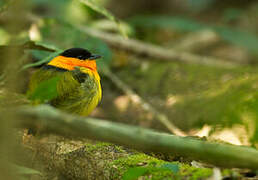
left=103, top=68, right=186, bottom=136
left=172, top=30, right=220, bottom=52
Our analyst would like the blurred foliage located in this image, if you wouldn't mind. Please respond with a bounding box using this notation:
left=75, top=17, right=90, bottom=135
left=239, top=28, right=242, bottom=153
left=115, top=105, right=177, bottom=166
left=0, top=2, right=258, bottom=178
left=129, top=15, right=258, bottom=55
left=0, top=28, right=10, bottom=44
left=223, top=8, right=243, bottom=23
left=115, top=62, right=258, bottom=143
left=0, top=0, right=256, bottom=144
left=0, top=0, right=258, bottom=180
left=187, top=0, right=215, bottom=11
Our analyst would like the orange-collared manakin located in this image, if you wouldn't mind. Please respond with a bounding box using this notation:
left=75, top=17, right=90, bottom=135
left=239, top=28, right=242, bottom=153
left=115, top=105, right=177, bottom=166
left=27, top=48, right=102, bottom=117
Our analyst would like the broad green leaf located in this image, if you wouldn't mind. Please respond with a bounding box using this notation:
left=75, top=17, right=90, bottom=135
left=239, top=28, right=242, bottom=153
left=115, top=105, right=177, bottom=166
left=28, top=50, right=53, bottom=61
left=28, top=76, right=61, bottom=103
left=0, top=40, right=61, bottom=71
left=214, top=26, right=258, bottom=53
left=79, top=0, right=115, bottom=21
left=78, top=0, right=128, bottom=38
left=23, top=41, right=60, bottom=52
left=122, top=167, right=148, bottom=180
left=22, top=50, right=63, bottom=70
left=0, top=40, right=59, bottom=59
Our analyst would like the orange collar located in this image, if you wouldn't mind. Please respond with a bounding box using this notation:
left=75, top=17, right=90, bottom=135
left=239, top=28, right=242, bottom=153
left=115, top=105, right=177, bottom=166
left=47, top=55, right=97, bottom=71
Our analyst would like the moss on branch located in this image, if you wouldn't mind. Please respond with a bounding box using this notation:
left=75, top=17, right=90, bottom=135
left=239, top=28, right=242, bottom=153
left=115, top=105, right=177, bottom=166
left=13, top=105, right=258, bottom=170
left=24, top=135, right=213, bottom=179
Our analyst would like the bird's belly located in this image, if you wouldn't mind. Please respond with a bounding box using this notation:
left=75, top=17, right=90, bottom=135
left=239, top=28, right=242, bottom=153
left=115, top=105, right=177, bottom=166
left=53, top=74, right=101, bottom=116
left=80, top=86, right=101, bottom=116
left=80, top=75, right=102, bottom=116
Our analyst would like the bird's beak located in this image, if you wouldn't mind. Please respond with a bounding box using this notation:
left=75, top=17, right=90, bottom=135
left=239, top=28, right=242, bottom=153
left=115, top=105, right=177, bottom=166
left=88, top=54, right=102, bottom=60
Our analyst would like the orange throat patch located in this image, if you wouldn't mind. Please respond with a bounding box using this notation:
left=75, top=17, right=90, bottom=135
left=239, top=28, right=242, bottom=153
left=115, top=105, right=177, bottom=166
left=47, top=55, right=97, bottom=72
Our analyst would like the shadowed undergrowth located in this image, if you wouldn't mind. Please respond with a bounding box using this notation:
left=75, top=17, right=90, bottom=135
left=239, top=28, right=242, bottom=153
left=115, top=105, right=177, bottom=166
left=101, top=60, right=258, bottom=142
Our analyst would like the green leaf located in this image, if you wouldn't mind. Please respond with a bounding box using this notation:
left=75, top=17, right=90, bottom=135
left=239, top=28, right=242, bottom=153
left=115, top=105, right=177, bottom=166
left=122, top=167, right=149, bottom=180
left=10, top=163, right=41, bottom=176
left=78, top=0, right=128, bottom=38
left=22, top=50, right=63, bottom=70
left=29, top=50, right=53, bottom=61
left=160, top=163, right=179, bottom=173
left=214, top=26, right=258, bottom=53
left=28, top=76, right=61, bottom=103
left=79, top=0, right=115, bottom=22
left=0, top=40, right=59, bottom=60
left=129, top=16, right=205, bottom=32
left=23, top=41, right=60, bottom=52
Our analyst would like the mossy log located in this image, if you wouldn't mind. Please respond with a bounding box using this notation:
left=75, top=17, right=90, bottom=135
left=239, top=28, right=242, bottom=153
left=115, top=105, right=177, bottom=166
left=24, top=135, right=212, bottom=180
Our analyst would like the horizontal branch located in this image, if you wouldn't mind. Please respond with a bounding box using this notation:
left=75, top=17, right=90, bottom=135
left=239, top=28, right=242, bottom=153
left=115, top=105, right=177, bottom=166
left=15, top=105, right=258, bottom=170
left=76, top=25, right=240, bottom=68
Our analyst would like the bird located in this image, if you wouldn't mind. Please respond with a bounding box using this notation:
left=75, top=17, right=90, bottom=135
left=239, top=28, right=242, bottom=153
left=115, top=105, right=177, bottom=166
left=27, top=48, right=102, bottom=116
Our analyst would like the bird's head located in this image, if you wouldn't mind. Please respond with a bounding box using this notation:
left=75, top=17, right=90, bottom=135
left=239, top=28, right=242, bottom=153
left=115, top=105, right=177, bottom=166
left=47, top=48, right=101, bottom=72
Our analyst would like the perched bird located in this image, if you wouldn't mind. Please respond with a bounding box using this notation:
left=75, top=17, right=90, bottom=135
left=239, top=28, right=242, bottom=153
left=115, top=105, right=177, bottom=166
left=27, top=48, right=102, bottom=116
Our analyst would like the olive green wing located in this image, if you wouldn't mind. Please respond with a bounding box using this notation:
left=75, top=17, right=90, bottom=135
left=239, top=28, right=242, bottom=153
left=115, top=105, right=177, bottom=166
left=27, top=68, right=64, bottom=104
left=27, top=67, right=81, bottom=103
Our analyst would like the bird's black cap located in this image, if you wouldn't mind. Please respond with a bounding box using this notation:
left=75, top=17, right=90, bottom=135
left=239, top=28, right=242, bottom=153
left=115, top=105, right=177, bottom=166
left=60, top=48, right=101, bottom=60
